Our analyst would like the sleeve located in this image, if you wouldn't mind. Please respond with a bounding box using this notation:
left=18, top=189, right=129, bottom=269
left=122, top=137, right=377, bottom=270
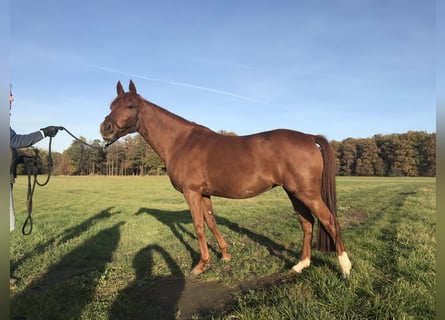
left=10, top=127, right=45, bottom=149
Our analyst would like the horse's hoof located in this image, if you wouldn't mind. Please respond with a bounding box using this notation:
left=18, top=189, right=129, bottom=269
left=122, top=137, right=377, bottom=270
left=338, top=252, right=352, bottom=279
left=221, top=254, right=231, bottom=262
left=190, top=269, right=202, bottom=277
left=291, top=259, right=311, bottom=273
left=191, top=266, right=204, bottom=277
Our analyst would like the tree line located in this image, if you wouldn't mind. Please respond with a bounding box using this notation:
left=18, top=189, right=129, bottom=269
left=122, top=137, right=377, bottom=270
left=15, top=130, right=435, bottom=177
left=332, top=131, right=435, bottom=177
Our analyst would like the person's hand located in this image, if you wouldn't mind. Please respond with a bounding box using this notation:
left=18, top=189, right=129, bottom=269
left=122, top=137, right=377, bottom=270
left=40, top=126, right=59, bottom=137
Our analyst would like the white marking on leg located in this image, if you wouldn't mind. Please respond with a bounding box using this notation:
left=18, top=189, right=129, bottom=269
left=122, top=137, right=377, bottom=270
left=291, top=259, right=311, bottom=273
left=338, top=252, right=352, bottom=279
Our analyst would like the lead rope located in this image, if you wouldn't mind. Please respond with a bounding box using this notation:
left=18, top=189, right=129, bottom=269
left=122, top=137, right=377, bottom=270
left=21, top=127, right=102, bottom=235
left=22, top=137, right=52, bottom=235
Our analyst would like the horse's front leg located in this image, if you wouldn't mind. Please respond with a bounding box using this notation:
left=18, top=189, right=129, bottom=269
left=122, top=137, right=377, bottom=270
left=183, top=190, right=210, bottom=275
left=202, top=196, right=231, bottom=261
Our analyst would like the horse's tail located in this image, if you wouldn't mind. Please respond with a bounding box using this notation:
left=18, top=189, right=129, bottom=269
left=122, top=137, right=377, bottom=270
left=314, top=135, right=338, bottom=252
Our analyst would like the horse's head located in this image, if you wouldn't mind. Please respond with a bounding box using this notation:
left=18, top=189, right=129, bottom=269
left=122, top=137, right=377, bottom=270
left=100, top=80, right=141, bottom=148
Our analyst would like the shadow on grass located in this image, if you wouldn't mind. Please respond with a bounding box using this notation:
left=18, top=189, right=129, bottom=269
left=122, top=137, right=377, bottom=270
left=10, top=208, right=124, bottom=320
left=11, top=207, right=116, bottom=274
left=136, top=207, right=301, bottom=271
left=109, top=244, right=186, bottom=319
left=109, top=243, right=295, bottom=320
left=124, top=206, right=342, bottom=319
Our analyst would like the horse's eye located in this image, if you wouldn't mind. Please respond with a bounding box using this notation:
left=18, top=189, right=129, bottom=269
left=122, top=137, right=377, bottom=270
left=128, top=105, right=135, bottom=109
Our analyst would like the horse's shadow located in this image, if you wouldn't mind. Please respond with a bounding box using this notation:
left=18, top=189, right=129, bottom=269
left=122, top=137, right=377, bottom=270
left=136, top=207, right=302, bottom=271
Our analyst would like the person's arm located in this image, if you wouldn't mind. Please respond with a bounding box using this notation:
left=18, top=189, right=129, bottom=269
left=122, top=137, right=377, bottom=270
left=10, top=127, right=45, bottom=149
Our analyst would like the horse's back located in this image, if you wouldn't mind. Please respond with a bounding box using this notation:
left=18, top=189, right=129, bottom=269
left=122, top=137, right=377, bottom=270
left=209, top=129, right=320, bottom=165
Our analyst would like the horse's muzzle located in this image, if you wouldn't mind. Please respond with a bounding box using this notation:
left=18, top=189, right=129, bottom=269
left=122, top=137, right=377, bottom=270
left=100, top=118, right=119, bottom=144
left=100, top=118, right=113, bottom=136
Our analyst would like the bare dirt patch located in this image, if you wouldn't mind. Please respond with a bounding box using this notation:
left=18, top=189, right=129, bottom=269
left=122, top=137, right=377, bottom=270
left=110, top=273, right=296, bottom=319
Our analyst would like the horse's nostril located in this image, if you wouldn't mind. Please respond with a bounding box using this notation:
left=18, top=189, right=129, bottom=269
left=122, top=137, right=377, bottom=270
left=101, top=120, right=114, bottom=136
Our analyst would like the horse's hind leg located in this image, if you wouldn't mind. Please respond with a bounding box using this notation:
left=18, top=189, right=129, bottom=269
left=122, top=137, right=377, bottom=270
left=303, top=196, right=352, bottom=278
left=285, top=189, right=314, bottom=273
left=202, top=196, right=231, bottom=261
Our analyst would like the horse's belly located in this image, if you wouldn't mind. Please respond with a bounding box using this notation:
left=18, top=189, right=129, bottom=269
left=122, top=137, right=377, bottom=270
left=212, top=185, right=277, bottom=199
left=207, top=170, right=279, bottom=199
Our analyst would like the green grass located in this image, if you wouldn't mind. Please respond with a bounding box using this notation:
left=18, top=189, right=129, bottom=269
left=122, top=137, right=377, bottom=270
left=10, top=176, right=436, bottom=319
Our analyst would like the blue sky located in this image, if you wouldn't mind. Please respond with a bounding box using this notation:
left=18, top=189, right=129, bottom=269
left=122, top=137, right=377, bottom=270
left=10, top=0, right=435, bottom=152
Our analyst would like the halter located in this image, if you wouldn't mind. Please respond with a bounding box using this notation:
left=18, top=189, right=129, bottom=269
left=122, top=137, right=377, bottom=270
left=104, top=106, right=141, bottom=148
left=107, top=106, right=140, bottom=130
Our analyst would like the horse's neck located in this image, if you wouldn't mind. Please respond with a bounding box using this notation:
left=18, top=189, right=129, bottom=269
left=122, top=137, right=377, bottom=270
left=138, top=101, right=195, bottom=165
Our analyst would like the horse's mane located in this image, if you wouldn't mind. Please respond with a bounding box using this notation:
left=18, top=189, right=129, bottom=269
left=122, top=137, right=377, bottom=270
left=143, top=98, right=214, bottom=134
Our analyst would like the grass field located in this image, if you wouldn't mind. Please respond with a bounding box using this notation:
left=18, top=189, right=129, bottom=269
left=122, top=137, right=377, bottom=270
left=10, top=176, right=436, bottom=319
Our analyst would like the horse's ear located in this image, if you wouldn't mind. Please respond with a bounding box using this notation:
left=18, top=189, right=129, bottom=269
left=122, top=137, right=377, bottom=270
left=117, top=81, right=125, bottom=95
left=129, top=80, right=137, bottom=94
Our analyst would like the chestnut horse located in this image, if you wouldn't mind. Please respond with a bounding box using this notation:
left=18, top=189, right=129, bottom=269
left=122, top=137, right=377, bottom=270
left=100, top=80, right=352, bottom=278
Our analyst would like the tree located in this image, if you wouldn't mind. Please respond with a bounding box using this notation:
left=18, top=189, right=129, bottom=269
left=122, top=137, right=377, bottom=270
left=87, top=139, right=106, bottom=175
left=425, top=133, right=436, bottom=176
left=374, top=133, right=411, bottom=176
left=63, top=137, right=106, bottom=175
left=65, top=138, right=88, bottom=175
left=145, top=146, right=165, bottom=175
left=218, top=130, right=238, bottom=136
left=340, top=131, right=436, bottom=177
left=337, top=138, right=356, bottom=176
left=105, top=142, right=126, bottom=176
left=354, top=138, right=384, bottom=176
